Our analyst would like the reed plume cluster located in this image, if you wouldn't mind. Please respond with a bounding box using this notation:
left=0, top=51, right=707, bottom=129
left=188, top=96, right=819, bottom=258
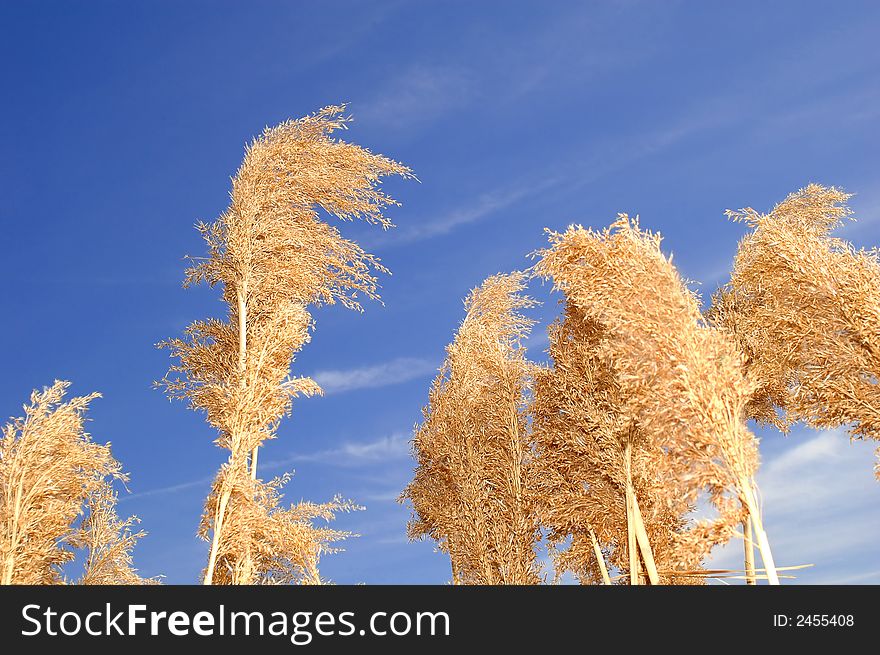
left=5, top=99, right=871, bottom=590
left=159, top=105, right=412, bottom=584
left=531, top=216, right=778, bottom=584
left=402, top=272, right=541, bottom=584
left=530, top=303, right=715, bottom=585
left=710, top=184, right=880, bottom=479
left=0, top=381, right=151, bottom=585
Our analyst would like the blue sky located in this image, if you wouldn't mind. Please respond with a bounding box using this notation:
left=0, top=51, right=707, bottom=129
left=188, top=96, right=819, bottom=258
left=1, top=1, right=878, bottom=584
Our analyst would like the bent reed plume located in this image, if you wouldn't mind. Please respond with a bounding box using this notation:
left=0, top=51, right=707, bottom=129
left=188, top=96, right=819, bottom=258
left=533, top=216, right=780, bottom=584
left=530, top=302, right=721, bottom=585
left=709, top=184, right=880, bottom=480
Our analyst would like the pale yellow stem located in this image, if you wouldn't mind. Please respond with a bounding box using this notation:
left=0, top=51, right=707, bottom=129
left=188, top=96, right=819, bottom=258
left=505, top=380, right=530, bottom=584
left=739, top=477, right=779, bottom=585
left=743, top=518, right=756, bottom=585
left=236, top=283, right=258, bottom=580
left=250, top=446, right=259, bottom=481
left=629, top=492, right=660, bottom=585
left=235, top=286, right=260, bottom=484
left=203, top=487, right=231, bottom=585
left=204, top=282, right=250, bottom=584
left=589, top=528, right=611, bottom=585
left=1, top=474, right=25, bottom=585
left=624, top=442, right=639, bottom=586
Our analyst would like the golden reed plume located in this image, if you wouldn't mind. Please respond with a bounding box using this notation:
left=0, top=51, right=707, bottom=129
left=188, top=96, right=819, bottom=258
left=710, top=184, right=880, bottom=481
left=159, top=105, right=412, bottom=584
left=402, top=272, right=541, bottom=584
left=530, top=303, right=724, bottom=585
left=534, top=216, right=779, bottom=584
left=1, top=381, right=153, bottom=585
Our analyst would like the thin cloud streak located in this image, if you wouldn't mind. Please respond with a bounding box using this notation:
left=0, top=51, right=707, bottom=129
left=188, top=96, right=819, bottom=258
left=262, top=432, right=412, bottom=469
left=122, top=432, right=414, bottom=501
left=526, top=330, right=550, bottom=352
left=121, top=477, right=213, bottom=502
left=841, top=183, right=880, bottom=239
left=312, top=357, right=437, bottom=394
left=363, top=176, right=563, bottom=250
left=355, top=64, right=475, bottom=132
left=364, top=81, right=781, bottom=253
left=369, top=101, right=747, bottom=251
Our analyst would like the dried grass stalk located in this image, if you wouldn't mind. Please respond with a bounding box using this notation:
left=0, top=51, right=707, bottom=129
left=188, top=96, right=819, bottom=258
left=402, top=272, right=541, bottom=585
left=159, top=105, right=410, bottom=584
left=742, top=518, right=756, bottom=585
left=199, top=471, right=359, bottom=585
left=533, top=216, right=779, bottom=584
left=588, top=527, right=611, bottom=585
left=710, top=183, right=880, bottom=479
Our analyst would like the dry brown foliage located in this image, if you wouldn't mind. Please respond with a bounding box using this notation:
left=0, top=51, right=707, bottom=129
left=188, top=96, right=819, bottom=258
left=402, top=272, right=541, bottom=585
left=709, top=184, right=880, bottom=479
left=159, top=105, right=411, bottom=584
left=533, top=216, right=779, bottom=584
left=0, top=381, right=150, bottom=585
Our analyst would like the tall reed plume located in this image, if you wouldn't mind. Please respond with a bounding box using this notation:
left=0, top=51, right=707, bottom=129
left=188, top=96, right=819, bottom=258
left=402, top=272, right=541, bottom=584
left=159, top=105, right=412, bottom=584
left=530, top=303, right=723, bottom=585
left=534, top=216, right=780, bottom=584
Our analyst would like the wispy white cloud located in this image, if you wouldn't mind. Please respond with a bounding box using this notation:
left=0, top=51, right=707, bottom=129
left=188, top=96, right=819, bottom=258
left=354, top=1, right=676, bottom=136
left=833, top=568, right=880, bottom=584
left=311, top=357, right=437, bottom=395
left=362, top=176, right=562, bottom=250
left=371, top=534, right=412, bottom=547
left=692, top=262, right=734, bottom=291
left=355, top=64, right=475, bottom=132
left=841, top=183, right=880, bottom=240
left=373, top=80, right=823, bottom=250
left=361, top=488, right=407, bottom=503
left=359, top=56, right=780, bottom=252
left=123, top=432, right=414, bottom=501
left=264, top=432, right=412, bottom=469
left=526, top=330, right=550, bottom=352
left=369, top=110, right=720, bottom=249
left=121, top=477, right=213, bottom=502
left=708, top=427, right=880, bottom=583
left=352, top=5, right=879, bottom=260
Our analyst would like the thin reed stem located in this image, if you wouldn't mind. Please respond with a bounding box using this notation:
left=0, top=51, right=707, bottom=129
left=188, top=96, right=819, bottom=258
left=739, top=478, right=779, bottom=585
left=624, top=442, right=639, bottom=586
left=203, top=486, right=230, bottom=585
left=589, top=528, right=611, bottom=585
left=630, top=492, right=660, bottom=585
left=743, top=518, right=756, bottom=585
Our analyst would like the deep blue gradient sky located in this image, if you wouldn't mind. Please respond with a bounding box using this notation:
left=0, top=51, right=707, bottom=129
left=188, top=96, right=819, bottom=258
left=2, top=1, right=878, bottom=584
